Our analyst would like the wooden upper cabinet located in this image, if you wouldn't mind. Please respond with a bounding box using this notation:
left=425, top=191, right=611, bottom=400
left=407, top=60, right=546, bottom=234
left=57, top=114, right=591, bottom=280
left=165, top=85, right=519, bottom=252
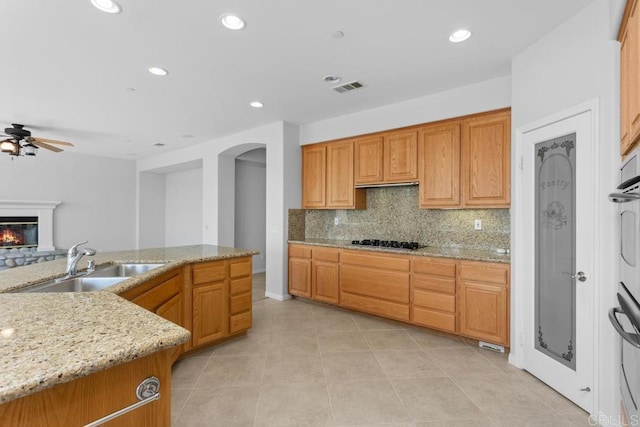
left=462, top=111, right=511, bottom=207
left=327, top=141, right=357, bottom=208
left=355, top=136, right=384, bottom=184
left=383, top=130, right=418, bottom=182
left=621, top=0, right=640, bottom=155
left=418, top=123, right=461, bottom=208
left=302, top=144, right=327, bottom=208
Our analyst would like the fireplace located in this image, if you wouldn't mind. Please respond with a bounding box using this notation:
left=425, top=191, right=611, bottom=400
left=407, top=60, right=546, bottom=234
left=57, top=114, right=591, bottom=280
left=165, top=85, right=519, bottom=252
left=0, top=217, right=38, bottom=249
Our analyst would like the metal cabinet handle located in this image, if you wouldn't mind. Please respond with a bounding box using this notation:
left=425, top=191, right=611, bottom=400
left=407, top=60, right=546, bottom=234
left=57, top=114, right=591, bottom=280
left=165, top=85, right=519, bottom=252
left=84, top=377, right=160, bottom=427
left=609, top=307, right=640, bottom=349
left=571, top=271, right=587, bottom=282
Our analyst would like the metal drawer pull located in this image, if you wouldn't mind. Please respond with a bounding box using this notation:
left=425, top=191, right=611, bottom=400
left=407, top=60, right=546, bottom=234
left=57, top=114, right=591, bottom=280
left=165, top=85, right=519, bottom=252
left=84, top=377, right=161, bottom=427
left=609, top=308, right=640, bottom=349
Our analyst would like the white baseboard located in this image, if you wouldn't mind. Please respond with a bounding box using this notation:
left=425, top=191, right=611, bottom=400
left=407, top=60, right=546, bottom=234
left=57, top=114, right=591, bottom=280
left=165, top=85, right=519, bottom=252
left=264, top=291, right=291, bottom=301
left=252, top=268, right=266, bottom=274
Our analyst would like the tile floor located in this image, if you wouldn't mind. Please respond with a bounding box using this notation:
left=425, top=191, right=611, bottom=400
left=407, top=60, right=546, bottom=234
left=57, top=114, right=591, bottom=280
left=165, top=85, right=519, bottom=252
left=171, top=296, right=594, bottom=426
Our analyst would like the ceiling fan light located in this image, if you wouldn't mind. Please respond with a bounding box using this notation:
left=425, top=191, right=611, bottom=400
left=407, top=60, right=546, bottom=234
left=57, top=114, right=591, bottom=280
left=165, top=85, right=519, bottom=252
left=23, top=144, right=37, bottom=156
left=90, top=0, right=122, bottom=14
left=0, top=140, right=17, bottom=154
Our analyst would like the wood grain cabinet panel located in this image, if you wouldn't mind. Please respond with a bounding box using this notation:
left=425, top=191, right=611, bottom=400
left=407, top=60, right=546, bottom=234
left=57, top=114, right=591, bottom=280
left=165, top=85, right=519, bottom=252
left=327, top=141, right=359, bottom=208
left=411, top=257, right=457, bottom=333
left=383, top=130, right=418, bottom=182
left=355, top=135, right=384, bottom=184
left=302, top=144, right=327, bottom=208
left=418, top=123, right=461, bottom=208
left=621, top=0, right=640, bottom=155
left=312, top=260, right=340, bottom=304
left=462, top=112, right=511, bottom=207
left=289, top=255, right=312, bottom=298
left=192, top=281, right=228, bottom=347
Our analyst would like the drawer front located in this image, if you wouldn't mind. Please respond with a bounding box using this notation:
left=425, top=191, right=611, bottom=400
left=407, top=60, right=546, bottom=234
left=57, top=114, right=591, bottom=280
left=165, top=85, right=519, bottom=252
left=230, top=311, right=252, bottom=334
left=289, top=245, right=312, bottom=259
left=230, top=292, right=251, bottom=315
left=230, top=258, right=252, bottom=278
left=342, top=251, right=410, bottom=272
left=131, top=275, right=182, bottom=312
left=412, top=257, right=456, bottom=277
left=412, top=289, right=455, bottom=312
left=341, top=265, right=409, bottom=303
left=459, top=262, right=509, bottom=285
left=412, top=307, right=456, bottom=332
left=192, top=261, right=226, bottom=285
left=312, top=247, right=340, bottom=263
left=230, top=277, right=252, bottom=295
left=340, top=292, right=409, bottom=321
left=412, top=275, right=455, bottom=294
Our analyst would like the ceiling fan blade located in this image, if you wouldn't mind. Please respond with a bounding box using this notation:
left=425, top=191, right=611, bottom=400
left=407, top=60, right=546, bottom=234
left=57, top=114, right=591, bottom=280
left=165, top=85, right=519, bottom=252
left=30, top=140, right=63, bottom=153
left=31, top=136, right=74, bottom=146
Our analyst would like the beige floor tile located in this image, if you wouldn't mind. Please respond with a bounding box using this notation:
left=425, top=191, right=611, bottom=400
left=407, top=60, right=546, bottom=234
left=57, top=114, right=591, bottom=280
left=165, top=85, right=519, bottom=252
left=170, top=388, right=191, bottom=425
left=270, top=315, right=316, bottom=335
left=195, top=355, right=265, bottom=388
left=262, top=352, right=325, bottom=384
left=317, top=330, right=371, bottom=353
left=254, top=382, right=333, bottom=426
left=171, top=356, right=209, bottom=389
left=322, top=351, right=385, bottom=383
left=373, top=350, right=445, bottom=379
left=363, top=330, right=421, bottom=350
left=314, top=314, right=360, bottom=332
left=425, top=348, right=503, bottom=377
left=311, top=302, right=350, bottom=316
left=268, top=299, right=314, bottom=319
left=173, top=385, right=259, bottom=427
left=415, top=419, right=495, bottom=427
left=392, top=377, right=483, bottom=422
left=562, top=412, right=599, bottom=426
left=490, top=413, right=594, bottom=426
left=211, top=332, right=271, bottom=356
left=328, top=380, right=412, bottom=425
left=514, top=372, right=587, bottom=415
left=353, top=314, right=406, bottom=331
left=405, top=327, right=468, bottom=349
left=452, top=374, right=553, bottom=418
left=268, top=333, right=320, bottom=355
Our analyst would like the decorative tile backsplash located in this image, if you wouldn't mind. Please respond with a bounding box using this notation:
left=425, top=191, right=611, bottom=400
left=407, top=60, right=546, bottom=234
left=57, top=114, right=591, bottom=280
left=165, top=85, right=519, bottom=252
left=299, top=186, right=510, bottom=250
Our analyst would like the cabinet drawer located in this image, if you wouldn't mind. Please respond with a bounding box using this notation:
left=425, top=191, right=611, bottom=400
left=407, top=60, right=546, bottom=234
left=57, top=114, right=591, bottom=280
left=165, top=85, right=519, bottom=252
left=341, top=265, right=409, bottom=303
left=412, top=257, right=456, bottom=277
left=230, top=277, right=251, bottom=295
left=459, top=262, right=509, bottom=285
left=131, top=275, right=181, bottom=312
left=412, top=307, right=456, bottom=332
left=342, top=251, right=410, bottom=272
left=412, top=289, right=455, bottom=312
left=230, top=259, right=252, bottom=278
left=230, top=311, right=252, bottom=334
left=412, top=275, right=455, bottom=294
left=312, top=247, right=339, bottom=263
left=192, top=261, right=226, bottom=285
left=340, top=292, right=409, bottom=321
left=289, top=245, right=312, bottom=259
left=230, top=292, right=251, bottom=315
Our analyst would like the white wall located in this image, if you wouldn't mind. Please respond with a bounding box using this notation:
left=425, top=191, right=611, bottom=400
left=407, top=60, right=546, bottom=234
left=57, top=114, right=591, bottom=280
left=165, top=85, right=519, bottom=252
left=138, top=172, right=165, bottom=249
left=300, top=76, right=511, bottom=144
left=235, top=154, right=266, bottom=273
left=165, top=168, right=203, bottom=246
left=511, top=0, right=620, bottom=420
left=0, top=151, right=136, bottom=251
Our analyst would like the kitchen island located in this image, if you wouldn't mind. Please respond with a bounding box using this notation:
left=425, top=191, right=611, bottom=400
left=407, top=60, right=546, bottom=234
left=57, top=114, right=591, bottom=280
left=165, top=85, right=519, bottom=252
left=0, top=244, right=258, bottom=426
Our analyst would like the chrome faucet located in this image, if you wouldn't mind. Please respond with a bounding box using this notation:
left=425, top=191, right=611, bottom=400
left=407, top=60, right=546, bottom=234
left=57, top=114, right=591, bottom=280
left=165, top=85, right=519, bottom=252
left=57, top=241, right=96, bottom=281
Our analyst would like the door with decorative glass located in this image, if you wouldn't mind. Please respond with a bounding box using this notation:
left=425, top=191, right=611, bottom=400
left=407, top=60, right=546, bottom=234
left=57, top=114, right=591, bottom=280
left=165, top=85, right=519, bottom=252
left=520, top=108, right=595, bottom=413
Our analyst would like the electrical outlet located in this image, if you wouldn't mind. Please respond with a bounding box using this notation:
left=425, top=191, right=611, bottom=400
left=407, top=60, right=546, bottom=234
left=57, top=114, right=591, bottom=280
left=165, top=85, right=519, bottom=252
left=334, top=217, right=339, bottom=225
left=474, top=219, right=482, bottom=230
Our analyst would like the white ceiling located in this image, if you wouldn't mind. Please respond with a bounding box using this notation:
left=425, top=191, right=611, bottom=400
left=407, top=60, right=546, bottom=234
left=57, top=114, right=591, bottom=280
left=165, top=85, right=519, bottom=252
left=1, top=0, right=595, bottom=159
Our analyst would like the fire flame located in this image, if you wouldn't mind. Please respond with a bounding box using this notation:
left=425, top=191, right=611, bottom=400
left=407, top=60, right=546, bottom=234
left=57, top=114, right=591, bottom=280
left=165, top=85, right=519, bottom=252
left=1, top=229, right=23, bottom=245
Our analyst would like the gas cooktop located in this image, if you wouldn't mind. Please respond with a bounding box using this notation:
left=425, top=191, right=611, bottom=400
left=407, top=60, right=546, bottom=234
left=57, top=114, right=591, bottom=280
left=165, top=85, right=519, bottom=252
left=350, top=239, right=425, bottom=250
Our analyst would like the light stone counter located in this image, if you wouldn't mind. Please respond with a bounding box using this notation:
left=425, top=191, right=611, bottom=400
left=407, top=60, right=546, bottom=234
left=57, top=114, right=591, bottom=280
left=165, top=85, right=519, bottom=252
left=289, top=239, right=510, bottom=264
left=0, top=245, right=258, bottom=404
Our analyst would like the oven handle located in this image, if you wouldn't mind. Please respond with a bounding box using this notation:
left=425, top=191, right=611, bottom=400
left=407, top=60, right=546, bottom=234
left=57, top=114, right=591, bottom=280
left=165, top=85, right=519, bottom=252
left=608, top=192, right=640, bottom=203
left=609, top=307, right=640, bottom=348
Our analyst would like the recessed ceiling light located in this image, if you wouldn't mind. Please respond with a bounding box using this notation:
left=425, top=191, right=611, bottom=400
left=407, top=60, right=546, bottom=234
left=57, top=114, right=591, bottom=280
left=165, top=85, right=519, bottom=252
left=148, top=67, right=168, bottom=76
left=182, top=134, right=194, bottom=139
left=90, top=0, right=122, bottom=14
left=249, top=101, right=264, bottom=108
left=332, top=31, right=344, bottom=39
left=220, top=13, right=246, bottom=30
left=323, top=75, right=341, bottom=84
left=153, top=143, right=166, bottom=147
left=449, top=29, right=471, bottom=43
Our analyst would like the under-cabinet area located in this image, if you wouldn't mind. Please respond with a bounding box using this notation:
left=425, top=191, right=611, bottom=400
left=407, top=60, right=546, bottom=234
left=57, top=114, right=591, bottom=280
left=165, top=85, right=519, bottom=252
left=288, top=243, right=510, bottom=346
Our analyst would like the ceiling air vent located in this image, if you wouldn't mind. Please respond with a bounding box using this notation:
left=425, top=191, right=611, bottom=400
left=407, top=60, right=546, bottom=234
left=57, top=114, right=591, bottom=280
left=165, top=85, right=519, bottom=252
left=332, top=80, right=365, bottom=94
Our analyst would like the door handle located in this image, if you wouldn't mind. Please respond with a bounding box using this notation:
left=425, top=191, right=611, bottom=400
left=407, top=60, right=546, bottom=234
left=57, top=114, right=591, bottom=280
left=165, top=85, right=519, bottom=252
left=609, top=307, right=640, bottom=348
left=571, top=271, right=587, bottom=282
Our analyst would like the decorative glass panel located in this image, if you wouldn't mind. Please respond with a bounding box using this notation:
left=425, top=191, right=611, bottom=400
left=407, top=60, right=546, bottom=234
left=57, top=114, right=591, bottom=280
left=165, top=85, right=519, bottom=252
left=535, top=133, right=576, bottom=370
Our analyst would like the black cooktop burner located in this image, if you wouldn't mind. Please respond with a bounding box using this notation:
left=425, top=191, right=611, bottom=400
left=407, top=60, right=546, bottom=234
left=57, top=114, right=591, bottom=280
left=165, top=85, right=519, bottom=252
left=350, top=240, right=424, bottom=250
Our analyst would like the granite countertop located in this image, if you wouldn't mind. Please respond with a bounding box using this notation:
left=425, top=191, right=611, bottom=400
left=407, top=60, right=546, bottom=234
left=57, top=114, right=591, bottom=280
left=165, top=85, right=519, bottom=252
left=0, top=244, right=258, bottom=404
left=289, top=239, right=510, bottom=264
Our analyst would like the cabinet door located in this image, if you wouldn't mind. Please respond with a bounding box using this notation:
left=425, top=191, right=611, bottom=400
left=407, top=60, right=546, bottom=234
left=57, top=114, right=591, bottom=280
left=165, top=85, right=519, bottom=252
left=302, top=144, right=327, bottom=208
left=355, top=136, right=384, bottom=184
left=192, top=281, right=228, bottom=347
left=288, top=257, right=311, bottom=297
left=418, top=123, right=461, bottom=208
left=462, top=112, right=510, bottom=207
left=623, top=2, right=640, bottom=154
left=458, top=280, right=508, bottom=345
left=384, top=130, right=418, bottom=182
left=622, top=25, right=631, bottom=154
left=312, top=261, right=339, bottom=304
left=156, top=293, right=183, bottom=362
left=326, top=141, right=356, bottom=208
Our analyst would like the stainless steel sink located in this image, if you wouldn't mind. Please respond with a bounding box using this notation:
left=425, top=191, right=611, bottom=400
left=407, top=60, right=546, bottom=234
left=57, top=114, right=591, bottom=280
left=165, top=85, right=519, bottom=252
left=17, top=262, right=165, bottom=293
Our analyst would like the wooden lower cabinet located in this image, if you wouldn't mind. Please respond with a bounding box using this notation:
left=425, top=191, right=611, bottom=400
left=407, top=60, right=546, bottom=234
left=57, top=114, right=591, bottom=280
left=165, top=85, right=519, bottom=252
left=192, top=281, right=228, bottom=347
left=229, top=257, right=253, bottom=334
left=289, top=245, right=312, bottom=298
left=0, top=350, right=172, bottom=427
left=411, top=257, right=457, bottom=333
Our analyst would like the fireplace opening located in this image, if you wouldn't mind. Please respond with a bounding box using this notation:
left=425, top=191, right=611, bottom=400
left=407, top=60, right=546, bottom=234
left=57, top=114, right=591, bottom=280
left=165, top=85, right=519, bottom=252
left=0, top=217, right=38, bottom=249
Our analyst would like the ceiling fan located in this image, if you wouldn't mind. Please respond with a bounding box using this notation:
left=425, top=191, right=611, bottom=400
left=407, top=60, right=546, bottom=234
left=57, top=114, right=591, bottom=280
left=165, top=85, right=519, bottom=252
left=0, top=123, right=74, bottom=157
